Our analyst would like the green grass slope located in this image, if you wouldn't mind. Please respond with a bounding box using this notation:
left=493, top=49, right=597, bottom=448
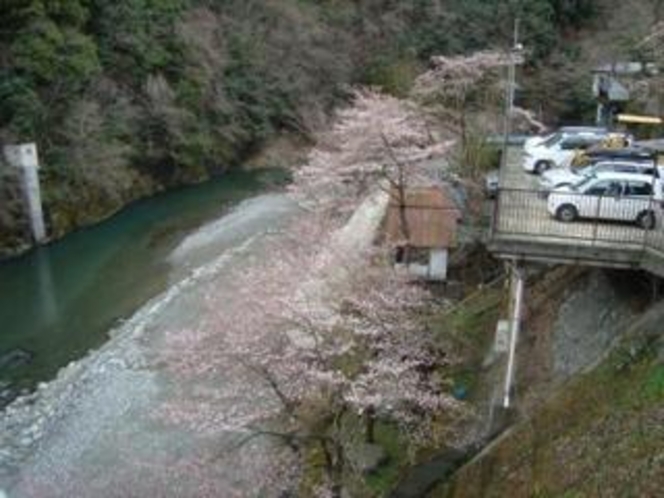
left=434, top=302, right=664, bottom=498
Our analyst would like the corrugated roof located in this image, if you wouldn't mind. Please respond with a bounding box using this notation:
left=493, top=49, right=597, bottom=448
left=385, top=187, right=461, bottom=248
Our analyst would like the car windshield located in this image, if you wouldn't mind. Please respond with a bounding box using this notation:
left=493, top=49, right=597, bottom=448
left=535, top=132, right=555, bottom=142
left=542, top=132, right=561, bottom=148
left=571, top=175, right=595, bottom=191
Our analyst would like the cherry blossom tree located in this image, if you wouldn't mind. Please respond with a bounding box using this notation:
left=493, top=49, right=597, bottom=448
left=290, top=88, right=452, bottom=213
left=290, top=87, right=458, bottom=264
left=154, top=89, right=466, bottom=496
left=157, top=213, right=463, bottom=493
left=414, top=52, right=508, bottom=135
left=413, top=51, right=514, bottom=179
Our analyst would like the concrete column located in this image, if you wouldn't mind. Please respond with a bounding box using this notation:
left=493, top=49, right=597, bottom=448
left=3, top=143, right=46, bottom=244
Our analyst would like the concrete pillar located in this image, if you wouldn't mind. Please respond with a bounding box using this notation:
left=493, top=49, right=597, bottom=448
left=3, top=143, right=46, bottom=244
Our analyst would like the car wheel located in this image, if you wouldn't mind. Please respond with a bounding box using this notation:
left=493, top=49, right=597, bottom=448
left=534, top=160, right=552, bottom=174
left=637, top=210, right=656, bottom=230
left=556, top=204, right=578, bottom=222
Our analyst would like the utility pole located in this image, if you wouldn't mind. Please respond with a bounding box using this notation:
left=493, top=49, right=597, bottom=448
left=500, top=18, right=524, bottom=171
left=501, top=19, right=525, bottom=409
left=507, top=18, right=520, bottom=119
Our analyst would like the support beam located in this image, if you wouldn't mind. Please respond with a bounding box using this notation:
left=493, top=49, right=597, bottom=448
left=503, top=262, right=525, bottom=408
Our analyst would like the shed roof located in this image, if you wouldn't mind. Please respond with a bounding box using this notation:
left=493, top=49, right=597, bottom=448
left=385, top=187, right=461, bottom=248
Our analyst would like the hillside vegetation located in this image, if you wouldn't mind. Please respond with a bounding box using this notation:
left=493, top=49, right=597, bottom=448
left=0, top=0, right=639, bottom=254
left=435, top=300, right=664, bottom=498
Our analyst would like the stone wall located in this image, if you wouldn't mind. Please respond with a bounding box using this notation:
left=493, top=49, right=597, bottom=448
left=552, top=269, right=645, bottom=377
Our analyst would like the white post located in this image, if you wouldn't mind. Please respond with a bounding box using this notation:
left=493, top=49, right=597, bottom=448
left=3, top=143, right=46, bottom=244
left=428, top=248, right=448, bottom=281
left=503, top=263, right=524, bottom=408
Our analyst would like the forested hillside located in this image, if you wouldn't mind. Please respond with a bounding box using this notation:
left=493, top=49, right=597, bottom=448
left=0, top=0, right=631, bottom=254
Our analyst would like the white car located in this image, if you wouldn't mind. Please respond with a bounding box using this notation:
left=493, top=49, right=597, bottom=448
left=523, top=132, right=608, bottom=174
left=547, top=172, right=661, bottom=229
left=485, top=169, right=500, bottom=198
left=523, top=126, right=607, bottom=154
left=539, top=160, right=661, bottom=192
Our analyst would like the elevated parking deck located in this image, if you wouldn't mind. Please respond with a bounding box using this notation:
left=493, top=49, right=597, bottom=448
left=488, top=146, right=664, bottom=277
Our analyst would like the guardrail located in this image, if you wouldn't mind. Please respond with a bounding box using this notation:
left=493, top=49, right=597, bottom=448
left=491, top=188, right=664, bottom=255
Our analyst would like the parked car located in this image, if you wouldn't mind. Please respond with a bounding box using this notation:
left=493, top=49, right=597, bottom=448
left=523, top=126, right=608, bottom=153
left=485, top=169, right=500, bottom=198
left=523, top=132, right=611, bottom=174
left=539, top=160, right=661, bottom=193
left=547, top=172, right=661, bottom=229
left=579, top=145, right=654, bottom=166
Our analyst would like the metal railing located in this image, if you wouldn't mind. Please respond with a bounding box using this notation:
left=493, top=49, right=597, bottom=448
left=490, top=188, right=664, bottom=255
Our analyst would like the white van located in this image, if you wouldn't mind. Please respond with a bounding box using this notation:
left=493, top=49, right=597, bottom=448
left=547, top=172, right=661, bottom=229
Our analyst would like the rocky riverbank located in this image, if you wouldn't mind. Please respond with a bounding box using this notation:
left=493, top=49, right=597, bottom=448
left=0, top=284, right=152, bottom=480
left=0, top=186, right=398, bottom=496
left=0, top=220, right=286, bottom=495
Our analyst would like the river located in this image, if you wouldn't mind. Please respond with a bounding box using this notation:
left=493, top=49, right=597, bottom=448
left=0, top=168, right=293, bottom=405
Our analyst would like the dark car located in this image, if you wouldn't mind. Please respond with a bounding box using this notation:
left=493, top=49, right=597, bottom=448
left=582, top=145, right=656, bottom=165
left=558, top=125, right=608, bottom=134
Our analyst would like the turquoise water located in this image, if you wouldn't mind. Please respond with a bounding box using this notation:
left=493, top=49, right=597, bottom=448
left=0, top=170, right=281, bottom=394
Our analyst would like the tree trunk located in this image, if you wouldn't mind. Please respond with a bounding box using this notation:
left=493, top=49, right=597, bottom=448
left=331, top=440, right=345, bottom=498
left=397, top=182, right=411, bottom=263
left=365, top=406, right=376, bottom=443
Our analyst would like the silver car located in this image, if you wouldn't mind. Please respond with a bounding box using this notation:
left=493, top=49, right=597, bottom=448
left=539, top=160, right=660, bottom=192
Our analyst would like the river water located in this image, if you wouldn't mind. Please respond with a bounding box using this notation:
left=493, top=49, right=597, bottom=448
left=0, top=169, right=293, bottom=401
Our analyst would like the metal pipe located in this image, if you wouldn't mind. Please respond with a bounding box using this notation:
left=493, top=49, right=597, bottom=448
left=503, top=262, right=524, bottom=408
left=591, top=195, right=600, bottom=245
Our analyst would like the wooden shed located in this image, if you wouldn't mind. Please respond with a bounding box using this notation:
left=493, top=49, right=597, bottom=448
left=385, top=186, right=461, bottom=280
